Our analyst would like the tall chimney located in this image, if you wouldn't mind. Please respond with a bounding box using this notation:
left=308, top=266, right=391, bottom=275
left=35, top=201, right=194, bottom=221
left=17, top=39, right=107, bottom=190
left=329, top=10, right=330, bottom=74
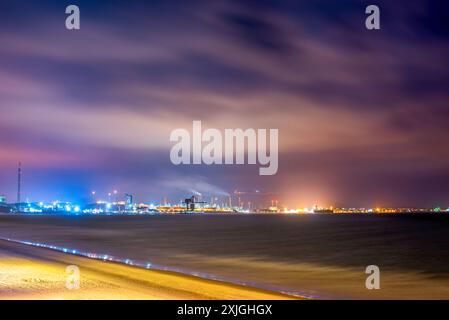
left=17, top=161, right=21, bottom=204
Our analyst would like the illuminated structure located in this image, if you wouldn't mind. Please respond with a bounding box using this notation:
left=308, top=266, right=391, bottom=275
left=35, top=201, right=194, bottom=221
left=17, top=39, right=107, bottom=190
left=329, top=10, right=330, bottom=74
left=0, top=195, right=10, bottom=213
left=182, top=196, right=207, bottom=211
left=125, top=194, right=133, bottom=211
left=17, top=161, right=21, bottom=204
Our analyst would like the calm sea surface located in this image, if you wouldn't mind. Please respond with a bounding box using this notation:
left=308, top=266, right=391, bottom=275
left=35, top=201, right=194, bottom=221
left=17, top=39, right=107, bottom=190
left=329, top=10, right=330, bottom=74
left=1, top=214, right=448, bottom=299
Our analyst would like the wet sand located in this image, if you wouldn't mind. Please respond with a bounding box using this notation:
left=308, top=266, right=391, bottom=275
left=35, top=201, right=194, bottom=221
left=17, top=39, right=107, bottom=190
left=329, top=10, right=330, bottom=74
left=0, top=240, right=297, bottom=300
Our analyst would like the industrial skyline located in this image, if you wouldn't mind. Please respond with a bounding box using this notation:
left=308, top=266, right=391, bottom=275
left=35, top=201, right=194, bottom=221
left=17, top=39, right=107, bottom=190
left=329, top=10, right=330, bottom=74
left=0, top=161, right=447, bottom=215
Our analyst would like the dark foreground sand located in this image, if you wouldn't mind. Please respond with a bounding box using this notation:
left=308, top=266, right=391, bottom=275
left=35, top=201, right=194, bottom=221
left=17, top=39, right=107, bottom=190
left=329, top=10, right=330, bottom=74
left=0, top=240, right=297, bottom=300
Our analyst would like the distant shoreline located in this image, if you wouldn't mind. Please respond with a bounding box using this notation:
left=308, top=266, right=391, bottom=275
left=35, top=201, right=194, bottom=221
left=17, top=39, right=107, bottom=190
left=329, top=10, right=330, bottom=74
left=0, top=211, right=446, bottom=216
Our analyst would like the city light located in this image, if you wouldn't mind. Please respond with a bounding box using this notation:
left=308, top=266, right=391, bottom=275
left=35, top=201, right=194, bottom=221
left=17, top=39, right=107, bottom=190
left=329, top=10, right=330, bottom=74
left=0, top=189, right=448, bottom=216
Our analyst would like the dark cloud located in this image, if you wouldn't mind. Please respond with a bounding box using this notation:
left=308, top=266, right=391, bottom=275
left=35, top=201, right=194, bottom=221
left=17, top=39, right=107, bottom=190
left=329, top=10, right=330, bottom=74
left=220, top=11, right=291, bottom=53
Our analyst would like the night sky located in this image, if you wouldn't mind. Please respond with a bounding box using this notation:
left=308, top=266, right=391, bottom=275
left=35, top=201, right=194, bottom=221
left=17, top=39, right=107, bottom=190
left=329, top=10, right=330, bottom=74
left=0, top=0, right=448, bottom=207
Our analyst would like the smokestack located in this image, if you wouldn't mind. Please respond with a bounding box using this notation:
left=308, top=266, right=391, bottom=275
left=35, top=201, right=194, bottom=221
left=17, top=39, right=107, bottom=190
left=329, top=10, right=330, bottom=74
left=17, top=161, right=21, bottom=204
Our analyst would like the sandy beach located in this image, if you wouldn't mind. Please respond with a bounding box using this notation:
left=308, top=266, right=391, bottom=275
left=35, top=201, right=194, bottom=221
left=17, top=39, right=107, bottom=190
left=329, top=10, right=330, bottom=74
left=0, top=239, right=297, bottom=300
